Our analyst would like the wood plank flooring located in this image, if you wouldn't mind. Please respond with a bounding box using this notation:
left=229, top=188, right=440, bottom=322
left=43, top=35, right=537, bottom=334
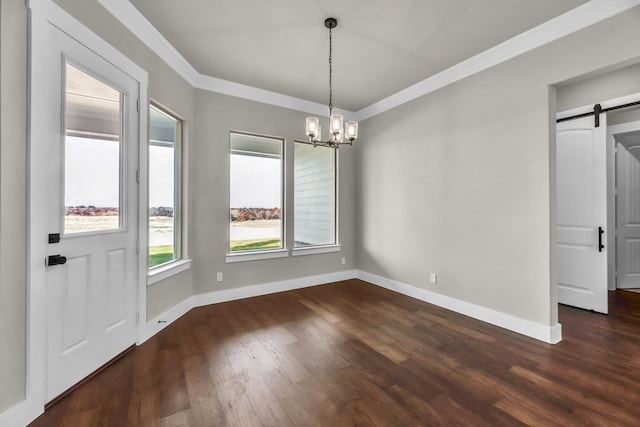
left=29, top=279, right=640, bottom=426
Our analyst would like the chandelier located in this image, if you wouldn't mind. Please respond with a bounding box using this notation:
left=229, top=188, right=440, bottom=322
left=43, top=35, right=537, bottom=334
left=305, top=18, right=358, bottom=148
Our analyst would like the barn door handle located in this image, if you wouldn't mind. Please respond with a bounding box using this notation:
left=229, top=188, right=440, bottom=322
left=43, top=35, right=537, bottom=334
left=47, top=255, right=67, bottom=266
left=598, top=227, right=604, bottom=252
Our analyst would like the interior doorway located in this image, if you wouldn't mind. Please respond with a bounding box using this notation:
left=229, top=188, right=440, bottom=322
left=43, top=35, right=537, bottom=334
left=555, top=101, right=640, bottom=315
left=609, top=116, right=640, bottom=290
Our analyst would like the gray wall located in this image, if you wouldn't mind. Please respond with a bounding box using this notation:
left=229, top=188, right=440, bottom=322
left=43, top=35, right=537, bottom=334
left=357, top=7, right=640, bottom=327
left=192, top=90, right=357, bottom=294
left=0, top=0, right=28, bottom=412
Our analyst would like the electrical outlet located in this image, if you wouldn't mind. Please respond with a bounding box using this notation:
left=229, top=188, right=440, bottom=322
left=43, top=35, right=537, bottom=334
left=430, top=273, right=437, bottom=284
left=216, top=272, right=223, bottom=282
left=341, top=257, right=346, bottom=265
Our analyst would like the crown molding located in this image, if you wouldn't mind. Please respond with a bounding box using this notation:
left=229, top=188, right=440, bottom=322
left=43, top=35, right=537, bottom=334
left=195, top=73, right=354, bottom=119
left=96, top=0, right=199, bottom=86
left=97, top=0, right=640, bottom=121
left=354, top=0, right=640, bottom=121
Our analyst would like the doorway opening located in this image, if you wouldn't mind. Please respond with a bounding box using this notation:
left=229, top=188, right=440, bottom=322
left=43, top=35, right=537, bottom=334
left=609, top=109, right=640, bottom=292
left=555, top=98, right=640, bottom=316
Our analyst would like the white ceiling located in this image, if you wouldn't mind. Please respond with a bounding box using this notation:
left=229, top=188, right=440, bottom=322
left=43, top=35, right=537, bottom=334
left=127, top=0, right=589, bottom=112
left=126, top=0, right=591, bottom=112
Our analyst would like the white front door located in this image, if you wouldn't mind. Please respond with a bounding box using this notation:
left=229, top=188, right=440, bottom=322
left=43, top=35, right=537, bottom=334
left=40, top=26, right=139, bottom=401
left=556, top=115, right=608, bottom=313
left=616, top=137, right=640, bottom=289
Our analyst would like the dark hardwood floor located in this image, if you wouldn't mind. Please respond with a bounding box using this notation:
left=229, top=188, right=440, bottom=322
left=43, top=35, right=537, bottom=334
left=29, top=279, right=640, bottom=426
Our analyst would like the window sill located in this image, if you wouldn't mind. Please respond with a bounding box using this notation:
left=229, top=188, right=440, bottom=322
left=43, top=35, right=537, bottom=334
left=226, top=249, right=289, bottom=263
left=147, top=259, right=192, bottom=286
left=292, top=244, right=341, bottom=256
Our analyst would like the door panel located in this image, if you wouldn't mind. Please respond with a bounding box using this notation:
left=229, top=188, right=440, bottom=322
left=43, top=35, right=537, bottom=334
left=62, top=256, right=89, bottom=352
left=106, top=248, right=127, bottom=329
left=616, top=142, right=640, bottom=288
left=44, top=27, right=139, bottom=401
left=556, top=116, right=608, bottom=313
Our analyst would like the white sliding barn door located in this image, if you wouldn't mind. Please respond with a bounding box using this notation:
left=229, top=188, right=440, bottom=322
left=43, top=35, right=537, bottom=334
left=34, top=23, right=140, bottom=402
left=556, top=115, right=608, bottom=313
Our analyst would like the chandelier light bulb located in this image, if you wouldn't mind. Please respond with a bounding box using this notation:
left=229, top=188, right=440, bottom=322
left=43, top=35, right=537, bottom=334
left=345, top=121, right=358, bottom=141
left=330, top=114, right=343, bottom=135
left=306, top=117, right=319, bottom=139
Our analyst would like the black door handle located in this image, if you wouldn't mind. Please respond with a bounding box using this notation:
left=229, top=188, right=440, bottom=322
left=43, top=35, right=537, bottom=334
left=47, top=255, right=67, bottom=266
left=598, top=227, right=604, bottom=252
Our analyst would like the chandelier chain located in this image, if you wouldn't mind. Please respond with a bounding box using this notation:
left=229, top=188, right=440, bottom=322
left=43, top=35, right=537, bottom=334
left=328, top=26, right=333, bottom=114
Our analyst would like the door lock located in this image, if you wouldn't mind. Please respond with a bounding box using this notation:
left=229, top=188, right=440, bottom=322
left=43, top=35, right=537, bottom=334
left=47, top=255, right=67, bottom=266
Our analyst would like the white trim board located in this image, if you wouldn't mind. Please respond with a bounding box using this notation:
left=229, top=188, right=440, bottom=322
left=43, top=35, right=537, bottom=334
left=97, top=0, right=640, bottom=121
left=357, top=271, right=563, bottom=344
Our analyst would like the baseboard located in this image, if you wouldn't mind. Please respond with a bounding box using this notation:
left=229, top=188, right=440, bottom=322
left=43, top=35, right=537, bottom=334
left=357, top=270, right=563, bottom=344
left=139, top=269, right=358, bottom=344
left=0, top=396, right=43, bottom=427
left=139, top=295, right=195, bottom=344
left=194, top=270, right=358, bottom=307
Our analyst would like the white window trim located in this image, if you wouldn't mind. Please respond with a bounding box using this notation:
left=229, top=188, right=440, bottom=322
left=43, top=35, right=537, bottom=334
left=147, top=258, right=192, bottom=285
left=148, top=102, right=184, bottom=272
left=226, top=249, right=289, bottom=263
left=292, top=244, right=341, bottom=256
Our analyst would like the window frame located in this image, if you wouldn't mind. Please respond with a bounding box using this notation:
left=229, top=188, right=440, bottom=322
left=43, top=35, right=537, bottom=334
left=147, top=102, right=185, bottom=277
left=226, top=131, right=286, bottom=262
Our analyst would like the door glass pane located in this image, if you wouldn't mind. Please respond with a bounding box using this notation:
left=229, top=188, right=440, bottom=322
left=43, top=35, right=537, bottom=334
left=64, top=63, right=123, bottom=234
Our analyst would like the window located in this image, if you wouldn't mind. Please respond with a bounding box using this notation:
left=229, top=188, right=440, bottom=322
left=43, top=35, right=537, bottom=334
left=229, top=132, right=284, bottom=253
left=149, top=104, right=181, bottom=268
left=294, top=142, right=336, bottom=247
